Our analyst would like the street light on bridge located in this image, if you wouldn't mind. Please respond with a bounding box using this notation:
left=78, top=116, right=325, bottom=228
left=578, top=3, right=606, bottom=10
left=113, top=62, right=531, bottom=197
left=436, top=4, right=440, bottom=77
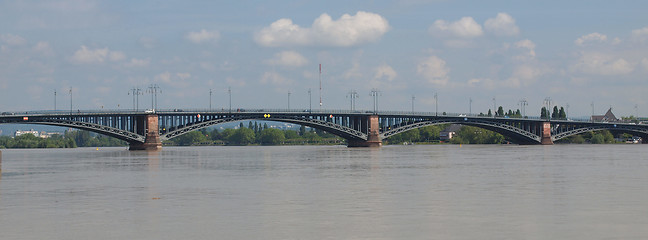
left=370, top=88, right=381, bottom=114
left=347, top=90, right=358, bottom=111
left=519, top=98, right=528, bottom=118
left=69, top=87, right=72, bottom=115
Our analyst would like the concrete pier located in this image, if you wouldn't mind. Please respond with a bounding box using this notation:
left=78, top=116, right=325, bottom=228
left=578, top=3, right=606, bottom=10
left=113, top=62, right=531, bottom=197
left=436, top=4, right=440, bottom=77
left=541, top=122, right=554, bottom=145
left=129, top=115, right=162, bottom=151
left=348, top=115, right=382, bottom=147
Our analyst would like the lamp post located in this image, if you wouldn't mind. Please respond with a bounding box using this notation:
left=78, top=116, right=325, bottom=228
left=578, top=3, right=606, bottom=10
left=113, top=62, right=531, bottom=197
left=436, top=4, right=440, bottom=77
left=308, top=88, right=312, bottom=113
left=209, top=89, right=212, bottom=111
left=69, top=87, right=73, bottom=114
left=412, top=95, right=416, bottom=113
left=148, top=84, right=161, bottom=111
left=519, top=98, right=528, bottom=118
left=347, top=90, right=358, bottom=111
left=469, top=97, right=472, bottom=115
left=492, top=97, right=496, bottom=118
left=228, top=87, right=232, bottom=114
left=434, top=93, right=438, bottom=116
left=287, top=90, right=291, bottom=110
left=54, top=90, right=57, bottom=111
left=370, top=88, right=381, bottom=114
left=544, top=97, right=552, bottom=121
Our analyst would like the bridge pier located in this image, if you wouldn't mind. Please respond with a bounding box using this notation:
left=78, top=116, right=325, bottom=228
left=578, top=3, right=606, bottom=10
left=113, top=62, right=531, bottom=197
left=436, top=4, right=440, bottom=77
left=348, top=115, right=382, bottom=147
left=541, top=122, right=553, bottom=145
left=129, top=115, right=162, bottom=151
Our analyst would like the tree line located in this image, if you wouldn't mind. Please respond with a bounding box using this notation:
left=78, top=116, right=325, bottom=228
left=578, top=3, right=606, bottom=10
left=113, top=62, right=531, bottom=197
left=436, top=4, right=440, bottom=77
left=0, top=130, right=127, bottom=149
left=166, top=122, right=341, bottom=146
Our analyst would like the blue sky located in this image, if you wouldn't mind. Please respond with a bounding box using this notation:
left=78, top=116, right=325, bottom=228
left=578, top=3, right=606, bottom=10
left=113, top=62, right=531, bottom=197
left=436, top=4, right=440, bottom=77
left=1, top=0, right=647, bottom=118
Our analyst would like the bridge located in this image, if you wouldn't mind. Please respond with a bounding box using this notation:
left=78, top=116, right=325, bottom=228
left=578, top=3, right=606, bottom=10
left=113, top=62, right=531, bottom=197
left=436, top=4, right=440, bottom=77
left=1, top=109, right=647, bottom=150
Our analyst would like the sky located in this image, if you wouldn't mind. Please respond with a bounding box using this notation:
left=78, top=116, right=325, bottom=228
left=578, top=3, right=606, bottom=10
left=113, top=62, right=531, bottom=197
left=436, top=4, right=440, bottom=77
left=1, top=0, right=647, bottom=118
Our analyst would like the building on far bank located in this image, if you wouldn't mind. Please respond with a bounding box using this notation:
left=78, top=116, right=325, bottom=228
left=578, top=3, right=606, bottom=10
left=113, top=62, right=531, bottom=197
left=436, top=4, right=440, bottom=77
left=440, top=124, right=462, bottom=140
left=15, top=129, right=40, bottom=137
left=591, top=108, right=617, bottom=122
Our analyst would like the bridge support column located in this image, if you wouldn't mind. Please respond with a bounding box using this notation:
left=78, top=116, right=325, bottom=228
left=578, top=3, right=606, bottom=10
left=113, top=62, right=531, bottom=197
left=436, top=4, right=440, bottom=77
left=348, top=115, right=382, bottom=147
left=541, top=122, right=553, bottom=145
left=129, top=115, right=162, bottom=151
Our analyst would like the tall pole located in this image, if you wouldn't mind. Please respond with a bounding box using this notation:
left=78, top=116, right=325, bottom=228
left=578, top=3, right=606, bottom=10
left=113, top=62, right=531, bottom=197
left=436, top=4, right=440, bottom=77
left=308, top=88, right=312, bottom=113
left=635, top=104, right=639, bottom=118
left=129, top=87, right=141, bottom=111
left=591, top=102, right=595, bottom=122
left=469, top=97, right=472, bottom=115
left=519, top=98, right=528, bottom=118
left=434, top=93, right=438, bottom=116
left=287, top=91, right=291, bottom=110
left=347, top=90, right=358, bottom=111
left=69, top=87, right=72, bottom=114
left=370, top=88, right=380, bottom=114
left=54, top=90, right=57, bottom=111
left=544, top=97, right=552, bottom=121
left=412, top=95, right=416, bottom=113
left=492, top=97, right=496, bottom=118
left=209, top=89, right=212, bottom=111
left=566, top=103, right=570, bottom=120
left=319, top=64, right=322, bottom=109
left=148, top=84, right=161, bottom=111
left=228, top=87, right=232, bottom=113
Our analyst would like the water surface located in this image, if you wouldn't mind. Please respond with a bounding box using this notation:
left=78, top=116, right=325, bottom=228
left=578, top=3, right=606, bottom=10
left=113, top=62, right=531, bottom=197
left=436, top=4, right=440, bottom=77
left=1, top=145, right=647, bottom=239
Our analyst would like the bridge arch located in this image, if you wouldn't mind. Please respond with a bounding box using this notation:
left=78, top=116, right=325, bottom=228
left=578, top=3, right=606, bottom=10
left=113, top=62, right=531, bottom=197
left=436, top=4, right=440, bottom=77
left=2, top=117, right=145, bottom=143
left=159, top=114, right=368, bottom=142
left=552, top=124, right=648, bottom=142
left=380, top=117, right=542, bottom=144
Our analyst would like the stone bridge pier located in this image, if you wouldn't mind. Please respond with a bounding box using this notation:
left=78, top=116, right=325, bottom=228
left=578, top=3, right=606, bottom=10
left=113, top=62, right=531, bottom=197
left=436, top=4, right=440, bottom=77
left=348, top=115, right=382, bottom=147
left=541, top=122, right=554, bottom=145
left=129, top=114, right=162, bottom=150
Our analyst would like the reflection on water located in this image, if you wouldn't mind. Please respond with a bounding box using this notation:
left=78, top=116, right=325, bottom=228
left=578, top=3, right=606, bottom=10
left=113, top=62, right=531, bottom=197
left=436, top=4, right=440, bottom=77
left=0, top=145, right=647, bottom=239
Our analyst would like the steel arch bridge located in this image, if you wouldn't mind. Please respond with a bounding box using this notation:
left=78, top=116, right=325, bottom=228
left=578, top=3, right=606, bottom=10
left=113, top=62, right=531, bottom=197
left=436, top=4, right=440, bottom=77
left=1, top=109, right=646, bottom=150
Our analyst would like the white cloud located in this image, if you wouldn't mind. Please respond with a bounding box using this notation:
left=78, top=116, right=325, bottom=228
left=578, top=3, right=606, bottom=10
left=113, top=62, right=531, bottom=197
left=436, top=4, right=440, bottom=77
left=71, top=45, right=126, bottom=64
left=32, top=41, right=53, bottom=55
left=505, top=64, right=544, bottom=87
left=155, top=72, right=172, bottom=83
left=255, top=11, right=390, bottom=47
left=261, top=71, right=291, bottom=85
left=1, top=33, right=27, bottom=46
left=139, top=37, right=156, bottom=49
left=575, top=32, right=608, bottom=46
left=512, top=39, right=536, bottom=60
left=484, top=13, right=520, bottom=36
left=417, top=55, right=450, bottom=85
left=641, top=58, right=648, bottom=71
left=631, top=26, right=648, bottom=43
left=373, top=64, right=397, bottom=81
left=185, top=29, right=220, bottom=43
left=573, top=52, right=635, bottom=75
left=108, top=51, right=126, bottom=61
left=430, top=17, right=483, bottom=38
left=264, top=51, right=308, bottom=67
left=125, top=58, right=150, bottom=67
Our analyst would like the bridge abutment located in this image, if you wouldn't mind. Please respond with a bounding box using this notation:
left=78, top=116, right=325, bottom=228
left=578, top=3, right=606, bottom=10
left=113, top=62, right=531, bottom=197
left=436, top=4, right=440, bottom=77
left=541, top=122, right=554, bottom=145
left=129, top=115, right=162, bottom=151
left=348, top=115, right=382, bottom=147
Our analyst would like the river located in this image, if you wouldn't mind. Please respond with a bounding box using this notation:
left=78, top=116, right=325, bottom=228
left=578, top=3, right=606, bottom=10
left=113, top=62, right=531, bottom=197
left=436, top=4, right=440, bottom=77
left=1, top=145, right=647, bottom=239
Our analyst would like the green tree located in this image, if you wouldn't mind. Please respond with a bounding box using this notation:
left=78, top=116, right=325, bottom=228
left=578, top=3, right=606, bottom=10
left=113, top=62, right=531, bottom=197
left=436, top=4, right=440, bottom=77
left=552, top=106, right=559, bottom=119
left=228, top=128, right=255, bottom=145
left=174, top=131, right=208, bottom=146
left=541, top=107, right=548, bottom=119
left=590, top=134, right=604, bottom=144
left=497, top=106, right=504, bottom=117
left=559, top=107, right=566, bottom=119
left=299, top=125, right=306, bottom=136
left=259, top=128, right=285, bottom=145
